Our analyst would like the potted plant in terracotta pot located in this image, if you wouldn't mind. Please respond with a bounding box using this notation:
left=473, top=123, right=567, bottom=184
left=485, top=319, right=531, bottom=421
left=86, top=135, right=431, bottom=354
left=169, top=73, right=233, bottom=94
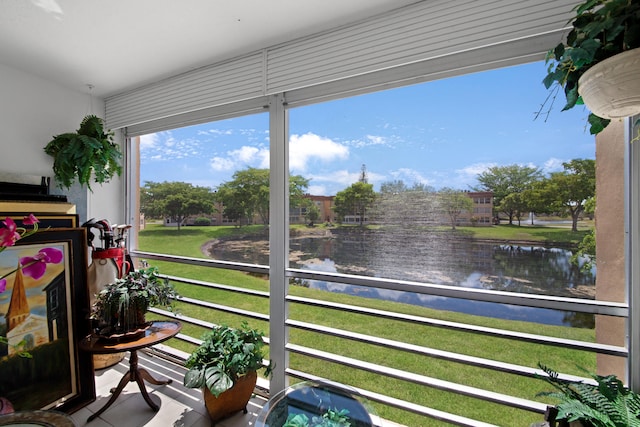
left=90, top=266, right=178, bottom=340
left=44, top=114, right=122, bottom=190
left=542, top=0, right=640, bottom=135
left=183, top=322, right=272, bottom=425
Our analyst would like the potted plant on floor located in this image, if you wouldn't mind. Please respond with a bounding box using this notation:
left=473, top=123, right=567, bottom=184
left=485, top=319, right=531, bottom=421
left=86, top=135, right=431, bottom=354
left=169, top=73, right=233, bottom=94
left=183, top=322, right=272, bottom=425
left=541, top=0, right=640, bottom=135
left=44, top=114, right=122, bottom=190
left=537, top=364, right=640, bottom=426
left=90, top=266, right=178, bottom=340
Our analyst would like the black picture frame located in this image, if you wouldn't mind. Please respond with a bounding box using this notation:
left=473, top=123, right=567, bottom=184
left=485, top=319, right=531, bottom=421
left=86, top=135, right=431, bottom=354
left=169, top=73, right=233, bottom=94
left=2, top=213, right=79, bottom=229
left=0, top=228, right=95, bottom=413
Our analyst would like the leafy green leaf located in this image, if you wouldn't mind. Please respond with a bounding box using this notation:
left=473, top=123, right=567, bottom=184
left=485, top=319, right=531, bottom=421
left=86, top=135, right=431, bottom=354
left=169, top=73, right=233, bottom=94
left=43, top=115, right=121, bottom=190
left=588, top=113, right=610, bottom=135
left=183, top=368, right=205, bottom=389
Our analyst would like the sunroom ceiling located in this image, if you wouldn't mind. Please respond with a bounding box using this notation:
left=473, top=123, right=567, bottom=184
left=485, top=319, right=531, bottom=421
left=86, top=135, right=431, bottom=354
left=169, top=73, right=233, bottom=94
left=0, top=0, right=420, bottom=98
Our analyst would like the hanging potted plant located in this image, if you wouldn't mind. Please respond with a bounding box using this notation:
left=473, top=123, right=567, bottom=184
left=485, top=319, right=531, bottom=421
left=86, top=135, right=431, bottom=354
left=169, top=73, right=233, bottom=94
left=44, top=114, right=122, bottom=190
left=90, top=267, right=178, bottom=340
left=183, top=322, right=272, bottom=425
left=542, top=0, right=640, bottom=134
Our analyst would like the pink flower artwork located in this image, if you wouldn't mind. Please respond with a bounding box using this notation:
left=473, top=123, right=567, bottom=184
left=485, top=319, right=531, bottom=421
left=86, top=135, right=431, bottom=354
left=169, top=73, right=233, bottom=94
left=0, top=217, right=21, bottom=248
left=19, top=247, right=64, bottom=280
left=0, top=214, right=51, bottom=293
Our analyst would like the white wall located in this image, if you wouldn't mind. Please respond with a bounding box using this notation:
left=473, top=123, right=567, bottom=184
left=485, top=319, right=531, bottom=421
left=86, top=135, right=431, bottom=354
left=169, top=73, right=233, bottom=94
left=0, top=63, right=123, bottom=224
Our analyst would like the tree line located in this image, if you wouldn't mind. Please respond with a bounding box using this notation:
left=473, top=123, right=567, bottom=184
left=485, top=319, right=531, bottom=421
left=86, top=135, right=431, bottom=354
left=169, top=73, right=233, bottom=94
left=140, top=158, right=595, bottom=232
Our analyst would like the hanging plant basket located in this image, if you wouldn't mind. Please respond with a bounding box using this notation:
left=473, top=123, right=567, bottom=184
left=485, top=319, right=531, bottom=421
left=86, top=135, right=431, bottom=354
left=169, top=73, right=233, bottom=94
left=578, top=48, right=640, bottom=120
left=44, top=114, right=122, bottom=190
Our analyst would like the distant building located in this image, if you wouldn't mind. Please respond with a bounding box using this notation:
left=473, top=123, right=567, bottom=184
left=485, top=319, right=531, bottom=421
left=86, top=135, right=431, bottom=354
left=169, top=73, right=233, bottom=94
left=290, top=195, right=336, bottom=224
left=351, top=190, right=493, bottom=227
left=169, top=191, right=492, bottom=227
left=466, top=191, right=494, bottom=226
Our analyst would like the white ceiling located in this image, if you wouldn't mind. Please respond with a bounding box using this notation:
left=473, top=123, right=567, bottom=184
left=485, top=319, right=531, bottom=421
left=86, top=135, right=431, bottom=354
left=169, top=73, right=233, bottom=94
left=0, top=0, right=420, bottom=98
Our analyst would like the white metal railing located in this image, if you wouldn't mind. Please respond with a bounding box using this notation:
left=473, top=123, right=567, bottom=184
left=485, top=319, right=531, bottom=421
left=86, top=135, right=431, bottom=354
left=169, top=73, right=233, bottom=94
left=135, top=249, right=623, bottom=427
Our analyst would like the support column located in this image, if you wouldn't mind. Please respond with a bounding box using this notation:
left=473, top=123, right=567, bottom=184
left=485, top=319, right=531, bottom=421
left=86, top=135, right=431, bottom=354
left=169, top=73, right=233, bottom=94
left=268, top=93, right=290, bottom=395
left=627, top=116, right=640, bottom=389
left=596, top=120, right=626, bottom=380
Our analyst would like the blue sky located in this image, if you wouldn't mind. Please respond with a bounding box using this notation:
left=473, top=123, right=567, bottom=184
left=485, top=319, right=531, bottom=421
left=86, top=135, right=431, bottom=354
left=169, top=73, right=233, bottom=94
left=139, top=60, right=595, bottom=196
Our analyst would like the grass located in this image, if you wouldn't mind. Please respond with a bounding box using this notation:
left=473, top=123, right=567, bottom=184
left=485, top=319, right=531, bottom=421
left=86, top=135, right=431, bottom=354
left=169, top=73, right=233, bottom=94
left=138, top=222, right=596, bottom=426
left=459, top=224, right=591, bottom=246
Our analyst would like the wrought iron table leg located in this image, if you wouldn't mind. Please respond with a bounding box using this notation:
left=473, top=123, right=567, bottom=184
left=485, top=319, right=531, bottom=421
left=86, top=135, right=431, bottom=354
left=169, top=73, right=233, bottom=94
left=87, top=349, right=170, bottom=422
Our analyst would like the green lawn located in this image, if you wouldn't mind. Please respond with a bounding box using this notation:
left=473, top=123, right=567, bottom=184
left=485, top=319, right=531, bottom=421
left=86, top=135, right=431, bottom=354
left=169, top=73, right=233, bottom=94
left=139, top=223, right=596, bottom=426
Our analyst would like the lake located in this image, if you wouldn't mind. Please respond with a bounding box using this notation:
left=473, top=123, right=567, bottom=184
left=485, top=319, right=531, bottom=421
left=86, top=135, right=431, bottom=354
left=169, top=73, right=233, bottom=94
left=209, top=228, right=595, bottom=327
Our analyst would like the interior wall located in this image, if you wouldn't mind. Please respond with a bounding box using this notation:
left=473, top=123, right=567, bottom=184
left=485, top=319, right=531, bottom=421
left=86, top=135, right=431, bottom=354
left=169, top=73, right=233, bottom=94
left=0, top=63, right=123, bottom=225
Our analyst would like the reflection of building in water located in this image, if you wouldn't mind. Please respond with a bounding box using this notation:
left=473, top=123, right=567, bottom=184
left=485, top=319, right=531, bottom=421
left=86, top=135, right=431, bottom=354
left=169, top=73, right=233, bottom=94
left=5, top=265, right=49, bottom=355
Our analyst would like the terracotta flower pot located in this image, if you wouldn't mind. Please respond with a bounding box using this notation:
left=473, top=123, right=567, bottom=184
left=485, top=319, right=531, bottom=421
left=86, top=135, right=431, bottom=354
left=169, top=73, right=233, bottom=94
left=578, top=48, right=640, bottom=119
left=203, top=371, right=257, bottom=425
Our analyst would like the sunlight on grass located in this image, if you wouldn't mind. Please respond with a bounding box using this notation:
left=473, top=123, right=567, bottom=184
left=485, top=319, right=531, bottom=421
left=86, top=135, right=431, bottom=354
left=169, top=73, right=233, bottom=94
left=138, top=222, right=597, bottom=426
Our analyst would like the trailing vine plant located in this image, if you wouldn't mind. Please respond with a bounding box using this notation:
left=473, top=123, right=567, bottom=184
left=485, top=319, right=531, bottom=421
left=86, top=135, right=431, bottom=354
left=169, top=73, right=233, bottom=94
left=44, top=114, right=122, bottom=190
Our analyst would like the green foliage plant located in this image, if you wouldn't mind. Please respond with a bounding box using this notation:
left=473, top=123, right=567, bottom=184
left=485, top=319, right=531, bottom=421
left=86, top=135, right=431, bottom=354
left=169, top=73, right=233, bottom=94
left=193, top=217, right=212, bottom=226
left=183, top=322, right=271, bottom=397
left=91, top=267, right=178, bottom=333
left=540, top=0, right=640, bottom=134
left=44, top=115, right=122, bottom=190
left=140, top=181, right=216, bottom=230
left=537, top=364, right=640, bottom=427
left=283, top=408, right=352, bottom=427
left=333, top=182, right=376, bottom=226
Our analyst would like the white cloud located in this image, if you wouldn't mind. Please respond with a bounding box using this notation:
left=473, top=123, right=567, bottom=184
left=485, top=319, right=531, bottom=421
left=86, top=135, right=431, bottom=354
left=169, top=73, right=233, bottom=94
left=455, top=162, right=497, bottom=178
left=543, top=157, right=565, bottom=174
left=139, top=133, right=159, bottom=151
left=209, top=145, right=269, bottom=172
left=389, top=168, right=432, bottom=186
left=289, top=133, right=349, bottom=172
left=139, top=131, right=203, bottom=161
left=307, top=184, right=327, bottom=195
left=310, top=169, right=361, bottom=187
left=230, top=146, right=260, bottom=163
left=348, top=134, right=394, bottom=148
left=210, top=157, right=236, bottom=171
left=197, top=129, right=233, bottom=136
left=365, top=135, right=387, bottom=145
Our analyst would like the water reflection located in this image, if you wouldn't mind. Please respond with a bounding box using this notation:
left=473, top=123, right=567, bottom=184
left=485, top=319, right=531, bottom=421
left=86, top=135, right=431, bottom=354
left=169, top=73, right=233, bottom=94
left=209, top=229, right=595, bottom=327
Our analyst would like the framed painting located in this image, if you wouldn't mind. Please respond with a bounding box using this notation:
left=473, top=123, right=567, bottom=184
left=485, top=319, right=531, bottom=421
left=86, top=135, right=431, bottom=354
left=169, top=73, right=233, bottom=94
left=0, top=213, right=79, bottom=229
left=0, top=228, right=94, bottom=413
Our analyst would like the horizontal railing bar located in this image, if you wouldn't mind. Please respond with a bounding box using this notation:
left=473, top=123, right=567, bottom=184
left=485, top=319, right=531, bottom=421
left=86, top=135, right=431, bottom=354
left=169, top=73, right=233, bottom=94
left=174, top=332, right=201, bottom=346
left=287, top=268, right=628, bottom=317
left=175, top=296, right=270, bottom=322
left=148, top=308, right=216, bottom=330
left=286, top=343, right=548, bottom=414
left=150, top=309, right=272, bottom=351
left=131, top=250, right=269, bottom=275
left=288, top=296, right=628, bottom=357
left=163, top=274, right=270, bottom=298
left=286, top=369, right=499, bottom=427
left=287, top=319, right=597, bottom=384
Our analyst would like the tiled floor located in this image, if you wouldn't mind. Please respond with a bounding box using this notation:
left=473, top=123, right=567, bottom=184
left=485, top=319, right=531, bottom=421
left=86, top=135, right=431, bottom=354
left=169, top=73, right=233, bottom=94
left=71, top=350, right=268, bottom=427
left=69, top=349, right=405, bottom=427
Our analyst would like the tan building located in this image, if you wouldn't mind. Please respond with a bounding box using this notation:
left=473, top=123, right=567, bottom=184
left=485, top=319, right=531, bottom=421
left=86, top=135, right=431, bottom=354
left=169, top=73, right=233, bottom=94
left=290, top=195, right=336, bottom=225
left=465, top=191, right=494, bottom=226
